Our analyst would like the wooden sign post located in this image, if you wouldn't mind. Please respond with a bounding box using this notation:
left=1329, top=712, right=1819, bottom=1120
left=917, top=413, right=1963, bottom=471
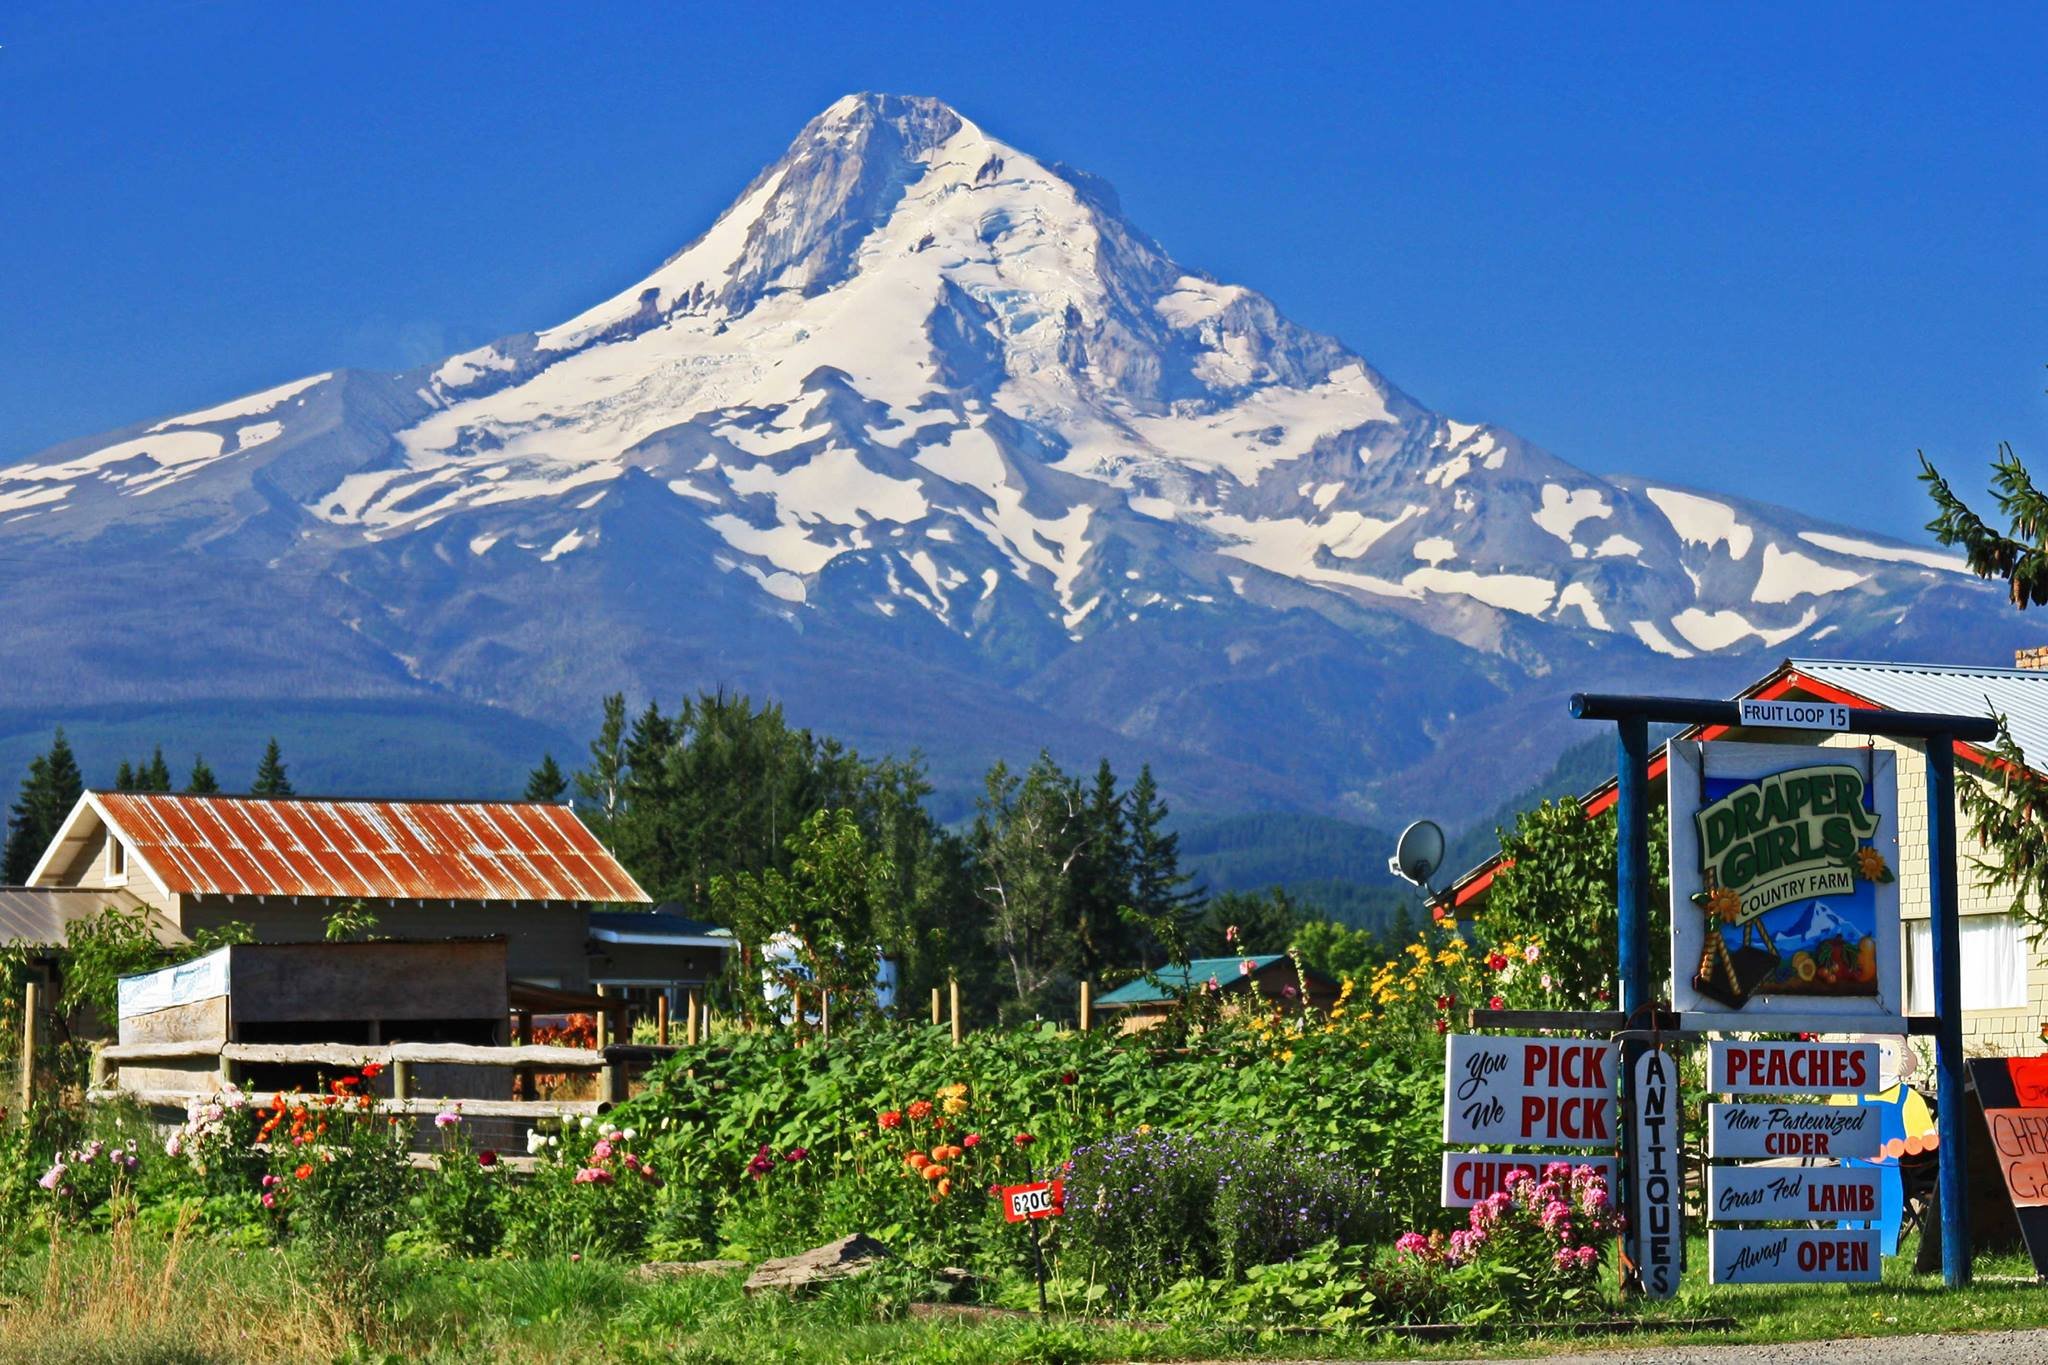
left=1572, top=689, right=1993, bottom=1288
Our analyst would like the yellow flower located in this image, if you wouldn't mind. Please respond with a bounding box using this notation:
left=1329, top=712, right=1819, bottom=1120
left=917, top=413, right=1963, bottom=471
left=943, top=1096, right=968, bottom=1115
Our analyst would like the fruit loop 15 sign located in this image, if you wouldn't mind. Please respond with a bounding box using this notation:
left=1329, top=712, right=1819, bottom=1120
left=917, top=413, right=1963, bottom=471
left=1738, top=699, right=1852, bottom=732
left=1631, top=1047, right=1684, bottom=1298
left=999, top=1180, right=1064, bottom=1223
left=1709, top=1166, right=1882, bottom=1222
left=1708, top=1102, right=1882, bottom=1159
left=1709, top=1040, right=1881, bottom=1094
left=1439, top=1153, right=1618, bottom=1208
left=1669, top=741, right=1902, bottom=1020
left=1442, top=1034, right=1620, bottom=1148
left=1710, top=1228, right=1881, bottom=1284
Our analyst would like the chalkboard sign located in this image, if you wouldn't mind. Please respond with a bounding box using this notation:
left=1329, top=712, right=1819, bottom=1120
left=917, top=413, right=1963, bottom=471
left=1969, top=1057, right=2048, bottom=1277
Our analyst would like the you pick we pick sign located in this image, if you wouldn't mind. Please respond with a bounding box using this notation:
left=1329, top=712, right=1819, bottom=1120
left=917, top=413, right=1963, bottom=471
left=1443, top=1035, right=1619, bottom=1147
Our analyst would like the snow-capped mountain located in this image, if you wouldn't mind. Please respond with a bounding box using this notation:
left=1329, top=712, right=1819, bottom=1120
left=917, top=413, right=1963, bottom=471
left=0, top=94, right=2025, bottom=823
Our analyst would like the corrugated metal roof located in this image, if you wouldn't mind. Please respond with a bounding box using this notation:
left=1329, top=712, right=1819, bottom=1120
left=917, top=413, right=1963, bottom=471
left=589, top=909, right=735, bottom=946
left=82, top=795, right=649, bottom=904
left=1787, top=659, right=2048, bottom=760
left=0, top=887, right=175, bottom=948
left=1096, top=954, right=1288, bottom=1007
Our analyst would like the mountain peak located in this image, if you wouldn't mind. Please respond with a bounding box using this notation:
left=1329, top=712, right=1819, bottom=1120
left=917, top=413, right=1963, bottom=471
left=806, top=92, right=970, bottom=151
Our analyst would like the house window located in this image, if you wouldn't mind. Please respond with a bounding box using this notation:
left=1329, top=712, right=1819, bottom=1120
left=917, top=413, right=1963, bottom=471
left=1905, top=913, right=2029, bottom=1013
left=107, top=838, right=127, bottom=882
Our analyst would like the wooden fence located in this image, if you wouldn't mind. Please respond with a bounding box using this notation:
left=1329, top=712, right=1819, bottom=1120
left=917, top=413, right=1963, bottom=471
left=88, top=1039, right=684, bottom=1117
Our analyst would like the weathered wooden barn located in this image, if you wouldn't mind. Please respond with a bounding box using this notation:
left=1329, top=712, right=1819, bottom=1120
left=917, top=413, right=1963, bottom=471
left=23, top=793, right=668, bottom=992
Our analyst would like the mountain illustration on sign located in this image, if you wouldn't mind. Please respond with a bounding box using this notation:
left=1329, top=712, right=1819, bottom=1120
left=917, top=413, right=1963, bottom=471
left=1692, top=868, right=1881, bottom=1008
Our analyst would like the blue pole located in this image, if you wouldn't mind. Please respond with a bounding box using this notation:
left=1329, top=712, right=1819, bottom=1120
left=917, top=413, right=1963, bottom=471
left=1615, top=718, right=1650, bottom=1013
left=1926, top=734, right=1971, bottom=1286
left=1614, top=717, right=1650, bottom=1290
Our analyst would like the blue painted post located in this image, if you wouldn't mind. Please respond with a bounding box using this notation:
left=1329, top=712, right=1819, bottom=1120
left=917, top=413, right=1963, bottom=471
left=1615, top=718, right=1650, bottom=1013
left=1614, top=716, right=1650, bottom=1291
left=1926, top=733, right=1971, bottom=1287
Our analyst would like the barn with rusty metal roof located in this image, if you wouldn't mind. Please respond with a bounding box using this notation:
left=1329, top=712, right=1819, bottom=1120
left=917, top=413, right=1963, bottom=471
left=23, top=792, right=652, bottom=991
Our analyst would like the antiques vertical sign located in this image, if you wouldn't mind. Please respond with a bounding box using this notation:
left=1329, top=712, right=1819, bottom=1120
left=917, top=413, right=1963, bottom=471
left=1631, top=1045, right=1683, bottom=1297
left=1669, top=741, right=1902, bottom=1022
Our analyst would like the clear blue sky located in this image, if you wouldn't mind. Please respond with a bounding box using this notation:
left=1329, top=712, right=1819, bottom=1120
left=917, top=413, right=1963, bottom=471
left=3, top=2, right=2044, bottom=539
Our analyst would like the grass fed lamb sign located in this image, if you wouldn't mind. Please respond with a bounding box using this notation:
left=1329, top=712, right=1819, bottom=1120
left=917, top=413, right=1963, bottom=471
left=1709, top=1166, right=1882, bottom=1222
left=1670, top=741, right=1901, bottom=1021
left=1442, top=1034, right=1619, bottom=1147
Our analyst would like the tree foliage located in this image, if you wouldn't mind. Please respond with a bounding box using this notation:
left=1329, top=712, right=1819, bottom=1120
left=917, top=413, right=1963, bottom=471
left=3, top=728, right=83, bottom=883
left=524, top=754, right=568, bottom=803
left=712, top=808, right=895, bottom=1007
left=1921, top=445, right=2048, bottom=608
left=250, top=737, right=293, bottom=797
left=1480, top=797, right=1670, bottom=1008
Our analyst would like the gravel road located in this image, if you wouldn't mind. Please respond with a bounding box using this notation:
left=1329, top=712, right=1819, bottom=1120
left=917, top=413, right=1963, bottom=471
left=1430, top=1328, right=2048, bottom=1364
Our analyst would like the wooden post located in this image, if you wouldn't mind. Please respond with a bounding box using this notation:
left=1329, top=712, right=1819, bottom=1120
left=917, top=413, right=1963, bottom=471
left=390, top=1058, right=412, bottom=1102
left=685, top=989, right=700, bottom=1047
left=791, top=988, right=804, bottom=1044
left=931, top=987, right=942, bottom=1027
left=18, top=981, right=37, bottom=1117
left=593, top=985, right=610, bottom=1048
left=515, top=1011, right=533, bottom=1101
left=657, top=993, right=671, bottom=1046
left=90, top=1044, right=110, bottom=1093
left=600, top=1050, right=625, bottom=1105
left=949, top=978, right=962, bottom=1047
left=1079, top=981, right=1093, bottom=1033
left=820, top=990, right=831, bottom=1043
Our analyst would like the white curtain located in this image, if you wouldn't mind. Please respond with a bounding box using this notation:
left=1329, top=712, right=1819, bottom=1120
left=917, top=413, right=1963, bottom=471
left=1905, top=913, right=2029, bottom=1013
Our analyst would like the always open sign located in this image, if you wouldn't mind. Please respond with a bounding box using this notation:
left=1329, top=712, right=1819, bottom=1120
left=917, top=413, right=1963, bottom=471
left=1000, top=1179, right=1065, bottom=1222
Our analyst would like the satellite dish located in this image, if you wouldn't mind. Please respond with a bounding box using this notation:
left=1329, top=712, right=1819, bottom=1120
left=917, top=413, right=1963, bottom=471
left=1389, top=819, right=1447, bottom=890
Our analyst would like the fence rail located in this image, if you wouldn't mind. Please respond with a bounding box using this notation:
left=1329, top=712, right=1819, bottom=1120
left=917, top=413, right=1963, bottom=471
left=89, top=1037, right=685, bottom=1115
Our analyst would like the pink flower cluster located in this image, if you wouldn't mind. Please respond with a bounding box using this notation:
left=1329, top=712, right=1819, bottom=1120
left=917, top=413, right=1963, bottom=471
left=1392, top=1162, right=1621, bottom=1275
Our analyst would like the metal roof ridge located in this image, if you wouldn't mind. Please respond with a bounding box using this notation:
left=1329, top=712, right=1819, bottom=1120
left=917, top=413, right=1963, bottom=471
left=1789, top=657, right=2048, bottom=679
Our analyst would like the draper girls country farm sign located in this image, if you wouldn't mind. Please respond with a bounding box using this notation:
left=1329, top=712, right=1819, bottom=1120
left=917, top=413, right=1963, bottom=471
left=1670, top=741, right=1901, bottom=1019
left=1443, top=1035, right=1618, bottom=1147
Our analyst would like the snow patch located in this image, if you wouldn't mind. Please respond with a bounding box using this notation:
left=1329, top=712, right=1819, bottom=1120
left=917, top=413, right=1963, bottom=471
left=1403, top=567, right=1557, bottom=616
left=1796, top=531, right=1967, bottom=573
left=147, top=374, right=327, bottom=431
left=233, top=421, right=284, bottom=451
left=1531, top=484, right=1613, bottom=545
left=1592, top=533, right=1642, bottom=559
left=1554, top=582, right=1611, bottom=631
left=1669, top=606, right=1818, bottom=651
left=1751, top=543, right=1867, bottom=603
left=1631, top=620, right=1694, bottom=658
left=1412, top=537, right=1456, bottom=566
left=1646, top=488, right=1753, bottom=560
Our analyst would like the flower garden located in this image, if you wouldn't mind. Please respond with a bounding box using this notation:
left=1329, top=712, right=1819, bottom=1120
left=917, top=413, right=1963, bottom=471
left=5, top=927, right=2048, bottom=1362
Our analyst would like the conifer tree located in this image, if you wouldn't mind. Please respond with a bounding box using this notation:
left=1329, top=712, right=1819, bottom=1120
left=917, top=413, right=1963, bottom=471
left=250, top=738, right=293, bottom=797
left=114, top=760, right=136, bottom=793
left=185, top=756, right=220, bottom=795
left=1921, top=446, right=2048, bottom=607
left=524, top=754, right=568, bottom=803
left=575, top=694, right=629, bottom=845
left=1069, top=758, right=1133, bottom=981
left=4, top=729, right=84, bottom=883
left=143, top=746, right=173, bottom=793
left=1125, top=764, right=1198, bottom=959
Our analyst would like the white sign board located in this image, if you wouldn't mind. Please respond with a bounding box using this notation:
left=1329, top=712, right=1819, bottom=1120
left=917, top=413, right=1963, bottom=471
left=1709, top=1041, right=1882, bottom=1095
left=1709, top=1165, right=1882, bottom=1223
left=1710, top=1228, right=1882, bottom=1283
left=1669, top=741, right=1903, bottom=1022
left=1738, top=699, right=1852, bottom=732
left=1708, top=1102, right=1883, bottom=1159
left=1443, top=1034, right=1620, bottom=1148
left=1631, top=1047, right=1684, bottom=1297
left=1440, top=1153, right=1619, bottom=1208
